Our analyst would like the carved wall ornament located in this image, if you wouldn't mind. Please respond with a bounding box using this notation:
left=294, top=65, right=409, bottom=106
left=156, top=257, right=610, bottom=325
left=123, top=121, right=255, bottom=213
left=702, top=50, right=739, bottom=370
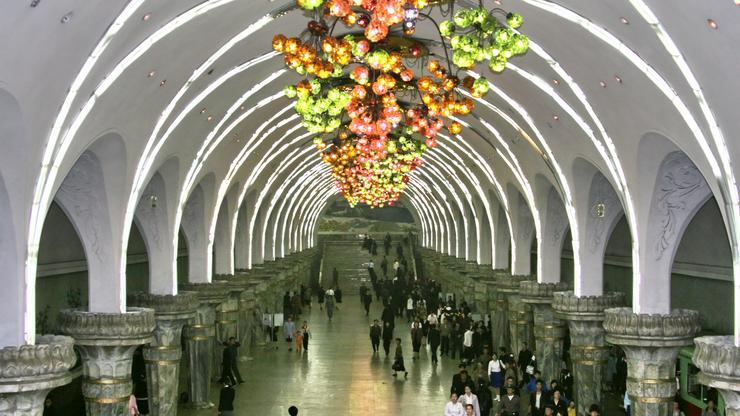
left=650, top=152, right=709, bottom=260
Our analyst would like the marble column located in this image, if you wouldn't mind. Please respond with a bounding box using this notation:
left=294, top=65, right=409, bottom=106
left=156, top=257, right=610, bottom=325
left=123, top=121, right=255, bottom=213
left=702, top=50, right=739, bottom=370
left=179, top=283, right=229, bottom=409
left=692, top=336, right=740, bottom=416
left=212, top=279, right=245, bottom=374
left=0, top=335, right=77, bottom=415
left=604, top=308, right=700, bottom=416
left=553, top=291, right=625, bottom=416
left=128, top=292, right=198, bottom=416
left=520, top=281, right=570, bottom=384
left=238, top=288, right=258, bottom=359
left=59, top=308, right=155, bottom=415
left=500, top=274, right=533, bottom=355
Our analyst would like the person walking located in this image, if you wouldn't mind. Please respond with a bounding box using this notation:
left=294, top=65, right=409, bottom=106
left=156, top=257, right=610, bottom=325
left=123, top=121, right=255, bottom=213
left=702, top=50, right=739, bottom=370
left=317, top=285, right=325, bottom=311
left=406, top=295, right=415, bottom=322
left=411, top=320, right=423, bottom=360
left=294, top=327, right=304, bottom=353
left=444, top=393, right=465, bottom=416
left=370, top=320, right=382, bottom=353
left=382, top=322, right=394, bottom=356
left=460, top=385, right=481, bottom=416
left=500, top=385, right=521, bottom=416
left=392, top=338, right=408, bottom=378
left=325, top=288, right=336, bottom=321
left=488, top=353, right=506, bottom=401
left=220, top=338, right=243, bottom=385
left=440, top=319, right=451, bottom=357
left=217, top=382, right=235, bottom=416
left=428, top=323, right=441, bottom=364
left=463, top=326, right=474, bottom=364
left=380, top=256, right=388, bottom=278
left=362, top=291, right=372, bottom=316
left=450, top=322, right=461, bottom=360
left=283, top=316, right=296, bottom=351
left=301, top=321, right=310, bottom=352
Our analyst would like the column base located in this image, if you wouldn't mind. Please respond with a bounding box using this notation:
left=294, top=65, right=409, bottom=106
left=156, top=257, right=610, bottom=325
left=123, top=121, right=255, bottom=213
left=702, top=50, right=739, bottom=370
left=0, top=335, right=77, bottom=415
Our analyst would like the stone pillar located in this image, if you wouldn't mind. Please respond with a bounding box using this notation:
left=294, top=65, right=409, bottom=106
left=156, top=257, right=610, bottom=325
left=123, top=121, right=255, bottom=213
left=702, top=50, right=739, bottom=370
left=553, top=291, right=625, bottom=416
left=0, top=335, right=77, bottom=415
left=692, top=336, right=740, bottom=416
left=499, top=274, right=533, bottom=355
left=179, top=283, right=229, bottom=409
left=520, top=281, right=570, bottom=384
left=128, top=292, right=198, bottom=416
left=238, top=288, right=258, bottom=359
left=604, top=308, right=700, bottom=416
left=59, top=308, right=155, bottom=415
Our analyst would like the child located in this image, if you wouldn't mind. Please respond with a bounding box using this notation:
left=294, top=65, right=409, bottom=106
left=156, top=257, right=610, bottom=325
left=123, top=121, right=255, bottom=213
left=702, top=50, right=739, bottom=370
left=294, top=328, right=304, bottom=353
left=567, top=401, right=576, bottom=416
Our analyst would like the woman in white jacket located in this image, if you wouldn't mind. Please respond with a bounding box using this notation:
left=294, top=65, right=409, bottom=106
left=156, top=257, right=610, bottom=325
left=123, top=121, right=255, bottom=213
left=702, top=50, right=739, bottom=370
left=445, top=392, right=465, bottom=416
left=459, top=385, right=481, bottom=416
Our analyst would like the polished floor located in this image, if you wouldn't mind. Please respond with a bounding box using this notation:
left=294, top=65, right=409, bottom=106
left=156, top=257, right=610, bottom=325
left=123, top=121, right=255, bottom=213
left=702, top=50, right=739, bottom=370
left=179, top=283, right=461, bottom=414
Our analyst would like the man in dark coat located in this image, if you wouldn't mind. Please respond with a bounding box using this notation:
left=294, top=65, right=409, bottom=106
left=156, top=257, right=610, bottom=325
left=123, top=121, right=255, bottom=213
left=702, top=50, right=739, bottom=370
left=218, top=382, right=235, bottom=416
left=220, top=337, right=243, bottom=385
left=450, top=368, right=476, bottom=397
left=518, top=343, right=533, bottom=375
left=369, top=320, right=382, bottom=353
left=428, top=324, right=441, bottom=364
left=382, top=322, right=394, bottom=356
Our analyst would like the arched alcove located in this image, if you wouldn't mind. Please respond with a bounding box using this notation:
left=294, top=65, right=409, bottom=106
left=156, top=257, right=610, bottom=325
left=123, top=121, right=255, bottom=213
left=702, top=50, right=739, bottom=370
left=36, top=201, right=88, bottom=333
left=671, top=197, right=733, bottom=334
left=125, top=220, right=150, bottom=294
left=602, top=215, right=633, bottom=306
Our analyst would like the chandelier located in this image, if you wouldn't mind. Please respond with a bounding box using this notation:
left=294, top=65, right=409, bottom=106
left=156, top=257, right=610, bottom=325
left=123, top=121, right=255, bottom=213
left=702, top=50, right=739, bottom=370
left=273, top=0, right=529, bottom=207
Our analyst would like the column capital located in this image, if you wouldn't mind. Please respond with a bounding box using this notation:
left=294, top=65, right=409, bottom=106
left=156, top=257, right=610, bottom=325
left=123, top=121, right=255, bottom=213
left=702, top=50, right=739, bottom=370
left=604, top=307, right=701, bottom=347
left=59, top=307, right=156, bottom=345
left=179, top=282, right=230, bottom=305
left=553, top=291, right=626, bottom=321
left=520, top=281, right=570, bottom=304
left=128, top=292, right=199, bottom=318
left=495, top=274, right=534, bottom=294
left=693, top=336, right=740, bottom=413
left=0, top=335, right=77, bottom=392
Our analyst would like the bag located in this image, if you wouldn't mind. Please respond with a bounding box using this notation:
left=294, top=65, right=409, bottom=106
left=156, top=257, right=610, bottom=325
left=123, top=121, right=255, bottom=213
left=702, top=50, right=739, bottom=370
left=526, top=365, right=535, bottom=375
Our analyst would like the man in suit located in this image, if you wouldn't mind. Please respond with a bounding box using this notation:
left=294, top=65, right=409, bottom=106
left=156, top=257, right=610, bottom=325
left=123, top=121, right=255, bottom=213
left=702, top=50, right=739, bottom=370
left=451, top=368, right=476, bottom=397
left=529, top=380, right=549, bottom=416
left=218, top=382, right=235, bottom=416
left=501, top=385, right=521, bottom=416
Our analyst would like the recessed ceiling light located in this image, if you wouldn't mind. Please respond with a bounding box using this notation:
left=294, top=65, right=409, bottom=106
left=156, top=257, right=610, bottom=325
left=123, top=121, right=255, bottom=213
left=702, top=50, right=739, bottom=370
left=60, top=12, right=73, bottom=24
left=552, top=79, right=560, bottom=85
left=552, top=115, right=559, bottom=121
left=159, top=79, right=166, bottom=87
left=614, top=74, right=622, bottom=83
left=735, top=0, right=740, bottom=5
left=200, top=108, right=207, bottom=114
left=620, top=17, right=629, bottom=25
left=147, top=70, right=156, bottom=78
left=142, top=13, right=151, bottom=21
left=207, top=115, right=214, bottom=121
left=493, top=0, right=502, bottom=4
left=240, top=105, right=245, bottom=111
left=707, top=19, right=718, bottom=29
left=599, top=80, right=607, bottom=88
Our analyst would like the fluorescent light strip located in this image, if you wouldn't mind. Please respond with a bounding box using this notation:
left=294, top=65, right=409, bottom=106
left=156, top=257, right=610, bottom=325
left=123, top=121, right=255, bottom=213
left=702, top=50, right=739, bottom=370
left=271, top=161, right=328, bottom=258
left=408, top=174, right=454, bottom=255
left=405, top=185, right=441, bottom=251
left=244, top=131, right=315, bottom=266
left=285, top=169, right=334, bottom=254
left=264, top=156, right=327, bottom=259
left=402, top=194, right=430, bottom=247
left=293, top=179, right=334, bottom=252
left=252, top=145, right=319, bottom=260
left=421, top=161, right=469, bottom=258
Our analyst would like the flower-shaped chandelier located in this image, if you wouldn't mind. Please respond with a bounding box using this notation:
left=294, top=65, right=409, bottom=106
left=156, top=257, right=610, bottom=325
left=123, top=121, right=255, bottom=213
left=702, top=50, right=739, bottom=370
left=274, top=0, right=529, bottom=207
